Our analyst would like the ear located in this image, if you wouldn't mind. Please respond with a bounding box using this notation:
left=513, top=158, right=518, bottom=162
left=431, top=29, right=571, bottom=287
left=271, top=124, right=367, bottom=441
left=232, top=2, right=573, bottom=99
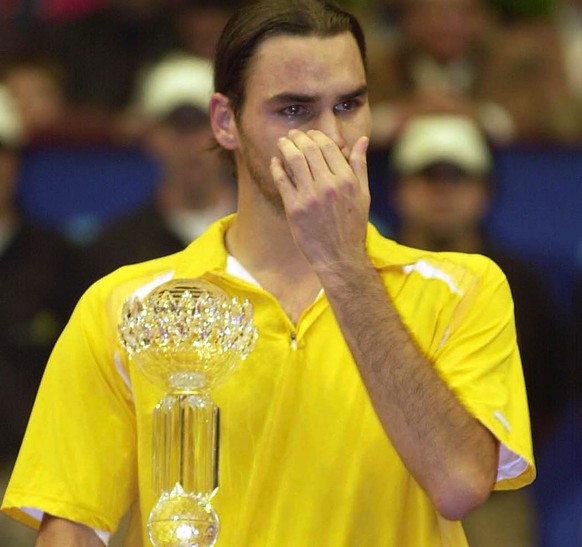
left=209, top=92, right=238, bottom=150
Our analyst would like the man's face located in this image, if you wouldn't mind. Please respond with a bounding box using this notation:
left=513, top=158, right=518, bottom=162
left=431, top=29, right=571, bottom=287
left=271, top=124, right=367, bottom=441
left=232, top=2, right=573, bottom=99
left=395, top=164, right=489, bottom=242
left=5, top=67, right=65, bottom=135
left=148, top=118, right=225, bottom=207
left=232, top=32, right=371, bottom=213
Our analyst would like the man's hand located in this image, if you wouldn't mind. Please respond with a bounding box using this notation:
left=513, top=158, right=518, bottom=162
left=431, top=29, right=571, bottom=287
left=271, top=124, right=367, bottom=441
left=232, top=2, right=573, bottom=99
left=270, top=129, right=370, bottom=273
left=270, top=132, right=498, bottom=522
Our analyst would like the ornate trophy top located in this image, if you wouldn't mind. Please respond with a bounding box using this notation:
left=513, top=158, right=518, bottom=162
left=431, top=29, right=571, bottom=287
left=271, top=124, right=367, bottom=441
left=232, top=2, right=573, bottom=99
left=118, top=278, right=257, bottom=392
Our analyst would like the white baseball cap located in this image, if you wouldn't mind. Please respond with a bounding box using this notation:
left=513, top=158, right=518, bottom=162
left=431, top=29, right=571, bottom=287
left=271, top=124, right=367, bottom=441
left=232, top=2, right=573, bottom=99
left=392, top=114, right=492, bottom=176
left=0, top=85, right=24, bottom=149
left=137, top=53, right=214, bottom=121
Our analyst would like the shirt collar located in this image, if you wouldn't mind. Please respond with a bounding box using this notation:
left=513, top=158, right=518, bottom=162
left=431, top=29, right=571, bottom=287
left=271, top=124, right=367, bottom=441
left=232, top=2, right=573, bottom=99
left=174, top=213, right=413, bottom=278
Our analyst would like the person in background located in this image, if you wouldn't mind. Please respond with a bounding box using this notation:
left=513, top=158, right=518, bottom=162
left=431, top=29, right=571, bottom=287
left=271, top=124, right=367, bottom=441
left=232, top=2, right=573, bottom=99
left=2, top=56, right=67, bottom=143
left=545, top=0, right=582, bottom=142
left=43, top=0, right=179, bottom=112
left=82, top=54, right=236, bottom=285
left=389, top=112, right=566, bottom=546
left=174, top=0, right=244, bottom=61
left=366, top=0, right=570, bottom=146
left=0, top=84, right=80, bottom=546
left=2, top=53, right=137, bottom=146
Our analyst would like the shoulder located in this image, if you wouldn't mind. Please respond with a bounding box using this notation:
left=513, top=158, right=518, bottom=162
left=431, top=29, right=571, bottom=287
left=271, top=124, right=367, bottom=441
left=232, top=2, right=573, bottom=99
left=369, top=227, right=503, bottom=282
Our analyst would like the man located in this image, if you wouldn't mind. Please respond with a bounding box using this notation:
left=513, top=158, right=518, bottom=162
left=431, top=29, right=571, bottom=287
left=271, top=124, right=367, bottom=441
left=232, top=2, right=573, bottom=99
left=82, top=54, right=236, bottom=285
left=389, top=112, right=564, bottom=546
left=2, top=1, right=534, bottom=545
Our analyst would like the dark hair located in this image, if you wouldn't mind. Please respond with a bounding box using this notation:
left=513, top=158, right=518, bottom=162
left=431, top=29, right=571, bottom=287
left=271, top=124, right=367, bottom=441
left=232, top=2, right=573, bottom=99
left=214, top=0, right=367, bottom=120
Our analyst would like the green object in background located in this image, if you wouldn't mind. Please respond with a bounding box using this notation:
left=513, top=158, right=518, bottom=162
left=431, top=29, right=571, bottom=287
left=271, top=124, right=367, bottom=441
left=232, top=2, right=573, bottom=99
left=486, top=0, right=557, bottom=20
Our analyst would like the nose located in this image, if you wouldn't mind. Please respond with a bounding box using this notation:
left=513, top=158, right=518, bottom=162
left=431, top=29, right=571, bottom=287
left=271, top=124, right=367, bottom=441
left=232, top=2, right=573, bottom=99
left=314, top=111, right=346, bottom=152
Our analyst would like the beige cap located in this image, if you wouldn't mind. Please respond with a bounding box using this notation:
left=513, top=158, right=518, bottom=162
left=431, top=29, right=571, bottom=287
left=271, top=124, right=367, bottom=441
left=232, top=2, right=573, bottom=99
left=392, top=114, right=491, bottom=176
left=137, top=53, right=214, bottom=121
left=0, top=85, right=24, bottom=148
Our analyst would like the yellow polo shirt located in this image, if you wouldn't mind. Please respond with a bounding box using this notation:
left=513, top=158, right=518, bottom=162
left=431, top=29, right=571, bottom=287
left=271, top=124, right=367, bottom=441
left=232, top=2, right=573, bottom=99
left=2, top=215, right=534, bottom=546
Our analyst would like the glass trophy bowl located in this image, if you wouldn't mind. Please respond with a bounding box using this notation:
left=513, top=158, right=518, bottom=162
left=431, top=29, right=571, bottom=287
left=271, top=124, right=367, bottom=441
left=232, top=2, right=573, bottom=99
left=118, top=278, right=257, bottom=547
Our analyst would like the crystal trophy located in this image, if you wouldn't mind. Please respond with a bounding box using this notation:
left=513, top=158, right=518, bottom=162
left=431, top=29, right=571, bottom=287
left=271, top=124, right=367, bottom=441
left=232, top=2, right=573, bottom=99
left=118, top=279, right=257, bottom=547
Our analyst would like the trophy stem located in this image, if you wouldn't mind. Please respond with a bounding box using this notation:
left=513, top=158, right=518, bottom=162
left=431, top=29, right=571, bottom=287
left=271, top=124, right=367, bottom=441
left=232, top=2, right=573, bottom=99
left=152, top=393, right=219, bottom=498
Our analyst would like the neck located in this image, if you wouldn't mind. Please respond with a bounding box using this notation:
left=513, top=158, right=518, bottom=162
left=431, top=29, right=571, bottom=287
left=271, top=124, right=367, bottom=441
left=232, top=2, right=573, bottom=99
left=225, top=180, right=322, bottom=324
left=158, top=176, right=234, bottom=213
left=227, top=189, right=310, bottom=275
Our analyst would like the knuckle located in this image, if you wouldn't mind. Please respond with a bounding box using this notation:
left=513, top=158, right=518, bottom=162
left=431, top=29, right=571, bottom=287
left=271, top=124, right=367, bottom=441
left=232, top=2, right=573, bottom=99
left=286, top=150, right=304, bottom=166
left=301, top=142, right=319, bottom=156
left=320, top=139, right=336, bottom=153
left=322, top=184, right=340, bottom=200
left=337, top=173, right=357, bottom=192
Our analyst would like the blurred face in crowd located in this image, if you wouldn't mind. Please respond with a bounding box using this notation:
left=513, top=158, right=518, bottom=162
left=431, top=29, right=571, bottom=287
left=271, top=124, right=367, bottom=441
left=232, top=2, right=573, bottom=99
left=148, top=108, right=228, bottom=209
left=404, top=0, right=486, bottom=63
left=220, top=32, right=371, bottom=213
left=178, top=7, right=231, bottom=60
left=394, top=163, right=489, bottom=247
left=5, top=66, right=65, bottom=137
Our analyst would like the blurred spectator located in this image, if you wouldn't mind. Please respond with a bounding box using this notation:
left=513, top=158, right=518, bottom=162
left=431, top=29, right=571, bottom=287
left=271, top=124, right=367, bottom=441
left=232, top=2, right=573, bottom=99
left=2, top=55, right=67, bottom=142
left=556, top=0, right=582, bottom=100
left=0, top=85, right=81, bottom=544
left=1, top=54, right=129, bottom=144
left=546, top=0, right=582, bottom=141
left=367, top=0, right=571, bottom=146
left=388, top=113, right=567, bottom=545
left=44, top=0, right=180, bottom=112
left=174, top=0, right=243, bottom=61
left=82, top=54, right=236, bottom=284
left=347, top=0, right=406, bottom=46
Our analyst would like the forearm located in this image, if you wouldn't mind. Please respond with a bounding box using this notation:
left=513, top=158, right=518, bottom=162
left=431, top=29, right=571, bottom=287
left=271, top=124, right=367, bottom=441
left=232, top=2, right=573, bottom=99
left=36, top=514, right=105, bottom=547
left=319, top=258, right=498, bottom=520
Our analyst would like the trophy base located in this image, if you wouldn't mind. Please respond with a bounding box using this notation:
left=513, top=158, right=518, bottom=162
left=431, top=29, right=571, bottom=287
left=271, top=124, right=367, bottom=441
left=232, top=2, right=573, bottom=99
left=148, top=483, right=219, bottom=547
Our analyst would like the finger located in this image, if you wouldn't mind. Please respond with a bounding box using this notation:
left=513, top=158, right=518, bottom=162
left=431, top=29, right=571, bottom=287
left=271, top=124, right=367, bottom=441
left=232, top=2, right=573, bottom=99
left=277, top=134, right=314, bottom=187
left=306, top=129, right=348, bottom=176
left=270, top=156, right=297, bottom=207
left=286, top=129, right=330, bottom=181
left=349, top=136, right=370, bottom=192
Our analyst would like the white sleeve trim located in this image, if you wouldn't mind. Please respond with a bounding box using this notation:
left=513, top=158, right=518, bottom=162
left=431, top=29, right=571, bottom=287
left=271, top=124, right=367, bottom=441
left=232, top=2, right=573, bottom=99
left=496, top=443, right=529, bottom=482
left=94, top=529, right=111, bottom=545
left=20, top=507, right=110, bottom=545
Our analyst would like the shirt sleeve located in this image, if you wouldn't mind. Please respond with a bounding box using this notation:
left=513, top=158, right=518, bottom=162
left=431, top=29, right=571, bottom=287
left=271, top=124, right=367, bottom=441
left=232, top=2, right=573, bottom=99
left=1, top=279, right=138, bottom=534
left=433, top=256, right=535, bottom=490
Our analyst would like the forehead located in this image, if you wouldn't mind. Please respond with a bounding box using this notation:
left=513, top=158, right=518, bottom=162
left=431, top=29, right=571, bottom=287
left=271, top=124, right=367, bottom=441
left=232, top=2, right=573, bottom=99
left=244, top=33, right=366, bottom=99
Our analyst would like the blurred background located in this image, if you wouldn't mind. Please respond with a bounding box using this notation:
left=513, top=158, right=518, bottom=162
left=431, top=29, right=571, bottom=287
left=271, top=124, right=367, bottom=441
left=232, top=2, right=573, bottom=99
left=0, top=0, right=580, bottom=545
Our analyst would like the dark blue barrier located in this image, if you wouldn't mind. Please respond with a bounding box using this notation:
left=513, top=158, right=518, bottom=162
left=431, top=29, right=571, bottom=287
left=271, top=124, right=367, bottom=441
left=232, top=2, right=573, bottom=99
left=16, top=143, right=582, bottom=311
left=17, top=145, right=160, bottom=245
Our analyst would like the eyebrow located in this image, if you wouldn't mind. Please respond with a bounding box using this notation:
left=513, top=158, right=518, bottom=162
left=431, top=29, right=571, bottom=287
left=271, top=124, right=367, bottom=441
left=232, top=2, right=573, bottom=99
left=269, top=85, right=368, bottom=105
